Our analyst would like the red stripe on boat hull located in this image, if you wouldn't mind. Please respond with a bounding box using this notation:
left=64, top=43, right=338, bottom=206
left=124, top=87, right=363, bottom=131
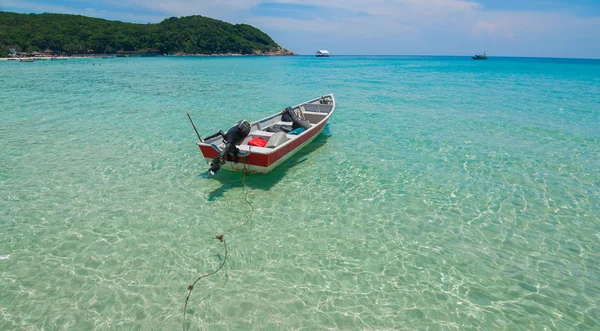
left=198, top=121, right=326, bottom=168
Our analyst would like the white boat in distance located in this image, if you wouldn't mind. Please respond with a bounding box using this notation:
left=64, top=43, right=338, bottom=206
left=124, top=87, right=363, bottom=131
left=316, top=50, right=330, bottom=57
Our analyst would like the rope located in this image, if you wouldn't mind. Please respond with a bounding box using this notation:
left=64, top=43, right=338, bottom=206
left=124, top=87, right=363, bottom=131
left=221, top=170, right=254, bottom=234
left=182, top=235, right=227, bottom=331
left=182, top=159, right=253, bottom=330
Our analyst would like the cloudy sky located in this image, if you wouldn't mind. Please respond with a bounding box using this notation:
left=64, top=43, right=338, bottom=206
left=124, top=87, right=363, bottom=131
left=3, top=0, right=600, bottom=58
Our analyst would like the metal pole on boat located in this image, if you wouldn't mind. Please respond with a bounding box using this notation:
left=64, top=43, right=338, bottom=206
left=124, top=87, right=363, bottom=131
left=186, top=112, right=203, bottom=142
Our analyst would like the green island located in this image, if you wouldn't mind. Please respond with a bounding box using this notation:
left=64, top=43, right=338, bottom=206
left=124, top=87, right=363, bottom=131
left=0, top=11, right=294, bottom=57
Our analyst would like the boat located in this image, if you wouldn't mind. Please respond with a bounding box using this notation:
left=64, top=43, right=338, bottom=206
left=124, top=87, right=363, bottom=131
left=102, top=56, right=114, bottom=59
left=19, top=58, right=34, bottom=62
left=472, top=52, right=487, bottom=60
left=316, top=50, right=330, bottom=57
left=195, top=94, right=336, bottom=175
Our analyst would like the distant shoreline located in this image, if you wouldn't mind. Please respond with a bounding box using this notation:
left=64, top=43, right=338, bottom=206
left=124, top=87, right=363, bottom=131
left=0, top=53, right=298, bottom=61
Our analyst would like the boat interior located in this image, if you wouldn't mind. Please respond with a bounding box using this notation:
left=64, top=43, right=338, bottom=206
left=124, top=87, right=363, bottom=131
left=203, top=96, right=334, bottom=153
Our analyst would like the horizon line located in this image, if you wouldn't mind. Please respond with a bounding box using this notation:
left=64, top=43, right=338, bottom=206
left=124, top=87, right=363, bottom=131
left=295, top=54, right=600, bottom=60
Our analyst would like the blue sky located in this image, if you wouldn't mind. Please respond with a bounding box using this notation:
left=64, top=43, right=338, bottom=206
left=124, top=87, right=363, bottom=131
left=2, top=0, right=600, bottom=58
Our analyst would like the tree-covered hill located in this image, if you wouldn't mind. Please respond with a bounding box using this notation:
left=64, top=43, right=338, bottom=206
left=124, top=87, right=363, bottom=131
left=0, top=11, right=294, bottom=55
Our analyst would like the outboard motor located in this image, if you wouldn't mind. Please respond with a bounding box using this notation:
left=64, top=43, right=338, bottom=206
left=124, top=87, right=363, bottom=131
left=208, top=120, right=251, bottom=175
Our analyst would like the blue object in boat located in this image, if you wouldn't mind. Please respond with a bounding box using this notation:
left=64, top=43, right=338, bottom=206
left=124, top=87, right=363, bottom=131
left=289, top=127, right=305, bottom=135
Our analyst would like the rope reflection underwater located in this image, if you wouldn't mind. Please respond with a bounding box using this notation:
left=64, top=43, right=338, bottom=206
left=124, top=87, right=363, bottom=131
left=182, top=167, right=254, bottom=330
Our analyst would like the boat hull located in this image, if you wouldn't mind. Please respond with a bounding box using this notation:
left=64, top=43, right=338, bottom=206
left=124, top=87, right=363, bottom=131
left=199, top=120, right=327, bottom=174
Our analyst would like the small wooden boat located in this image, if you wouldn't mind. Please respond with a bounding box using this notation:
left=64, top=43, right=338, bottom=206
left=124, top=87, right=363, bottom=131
left=195, top=94, right=335, bottom=174
left=19, top=58, right=34, bottom=62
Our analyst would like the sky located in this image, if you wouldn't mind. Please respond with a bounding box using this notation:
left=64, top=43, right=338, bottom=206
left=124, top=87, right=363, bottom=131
left=2, top=0, right=600, bottom=58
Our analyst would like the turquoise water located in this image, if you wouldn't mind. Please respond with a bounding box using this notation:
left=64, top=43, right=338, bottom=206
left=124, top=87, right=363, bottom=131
left=1, top=56, right=599, bottom=330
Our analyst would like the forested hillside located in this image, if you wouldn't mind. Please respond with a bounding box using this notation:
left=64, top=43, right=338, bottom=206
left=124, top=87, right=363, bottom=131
left=0, top=12, right=293, bottom=55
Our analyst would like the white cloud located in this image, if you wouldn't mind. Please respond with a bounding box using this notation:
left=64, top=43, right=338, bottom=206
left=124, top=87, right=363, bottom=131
left=472, top=21, right=514, bottom=39
left=247, top=15, right=419, bottom=39
left=3, top=0, right=81, bottom=15
left=2, top=0, right=165, bottom=23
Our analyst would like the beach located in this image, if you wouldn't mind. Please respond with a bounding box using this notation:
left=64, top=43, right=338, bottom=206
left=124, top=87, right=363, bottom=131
left=1, top=55, right=599, bottom=329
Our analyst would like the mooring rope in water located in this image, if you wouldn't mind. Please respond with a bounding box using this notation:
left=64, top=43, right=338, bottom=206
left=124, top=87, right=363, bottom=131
left=182, top=235, right=227, bottom=331
left=222, top=170, right=255, bottom=234
left=182, top=167, right=253, bottom=331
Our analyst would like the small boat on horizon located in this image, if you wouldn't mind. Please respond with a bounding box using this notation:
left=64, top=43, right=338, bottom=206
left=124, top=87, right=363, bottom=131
left=19, top=58, right=34, bottom=62
left=194, top=94, right=336, bottom=175
left=472, top=52, right=488, bottom=60
left=316, top=50, right=330, bottom=57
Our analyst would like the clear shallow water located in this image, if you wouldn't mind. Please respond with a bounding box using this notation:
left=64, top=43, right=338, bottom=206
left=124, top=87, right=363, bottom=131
left=1, top=56, right=599, bottom=330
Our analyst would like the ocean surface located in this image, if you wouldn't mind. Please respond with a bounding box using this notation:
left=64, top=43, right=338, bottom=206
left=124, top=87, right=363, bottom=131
left=1, top=55, right=599, bottom=330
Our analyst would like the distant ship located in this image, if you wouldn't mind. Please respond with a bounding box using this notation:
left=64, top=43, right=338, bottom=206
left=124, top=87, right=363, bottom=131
left=472, top=51, right=487, bottom=60
left=316, top=50, right=330, bottom=57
